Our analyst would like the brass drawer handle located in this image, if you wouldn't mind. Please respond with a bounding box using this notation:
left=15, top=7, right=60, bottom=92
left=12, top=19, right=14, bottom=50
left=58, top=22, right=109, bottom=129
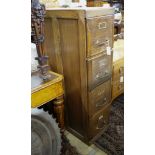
left=95, top=39, right=109, bottom=47
left=96, top=126, right=105, bottom=130
left=86, top=52, right=106, bottom=61
left=95, top=72, right=108, bottom=79
left=96, top=97, right=107, bottom=107
left=96, top=116, right=106, bottom=129
left=98, top=22, right=107, bottom=29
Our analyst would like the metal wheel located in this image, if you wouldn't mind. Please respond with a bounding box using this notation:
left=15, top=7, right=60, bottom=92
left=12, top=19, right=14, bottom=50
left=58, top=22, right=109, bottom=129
left=31, top=109, right=61, bottom=155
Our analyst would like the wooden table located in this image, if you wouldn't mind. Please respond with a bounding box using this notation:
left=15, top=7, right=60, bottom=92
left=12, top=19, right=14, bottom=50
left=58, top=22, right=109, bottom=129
left=31, top=71, right=64, bottom=129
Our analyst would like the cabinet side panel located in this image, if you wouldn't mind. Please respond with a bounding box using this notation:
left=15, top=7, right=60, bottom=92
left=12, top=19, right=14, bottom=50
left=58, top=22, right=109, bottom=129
left=58, top=18, right=84, bottom=135
left=44, top=18, right=57, bottom=71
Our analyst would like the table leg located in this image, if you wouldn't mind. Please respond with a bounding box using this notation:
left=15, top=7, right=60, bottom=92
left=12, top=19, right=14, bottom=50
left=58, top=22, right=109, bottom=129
left=53, top=95, right=64, bottom=130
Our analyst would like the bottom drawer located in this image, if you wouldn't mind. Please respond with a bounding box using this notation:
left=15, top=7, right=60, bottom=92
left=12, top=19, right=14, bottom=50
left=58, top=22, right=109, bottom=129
left=88, top=104, right=111, bottom=139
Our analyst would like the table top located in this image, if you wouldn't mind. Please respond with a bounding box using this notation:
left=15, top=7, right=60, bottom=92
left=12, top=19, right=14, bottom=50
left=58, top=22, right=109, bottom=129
left=31, top=71, right=63, bottom=93
left=31, top=71, right=64, bottom=108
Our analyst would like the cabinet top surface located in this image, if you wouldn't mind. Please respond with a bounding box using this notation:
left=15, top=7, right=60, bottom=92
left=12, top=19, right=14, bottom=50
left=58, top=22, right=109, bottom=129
left=46, top=7, right=114, bottom=11
left=46, top=7, right=114, bottom=18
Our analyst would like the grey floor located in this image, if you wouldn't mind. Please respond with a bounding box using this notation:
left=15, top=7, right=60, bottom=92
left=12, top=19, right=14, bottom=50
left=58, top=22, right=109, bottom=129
left=65, top=131, right=107, bottom=155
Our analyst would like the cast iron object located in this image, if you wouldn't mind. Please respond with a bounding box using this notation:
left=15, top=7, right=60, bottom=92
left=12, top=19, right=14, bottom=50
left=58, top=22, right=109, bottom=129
left=31, top=0, right=51, bottom=81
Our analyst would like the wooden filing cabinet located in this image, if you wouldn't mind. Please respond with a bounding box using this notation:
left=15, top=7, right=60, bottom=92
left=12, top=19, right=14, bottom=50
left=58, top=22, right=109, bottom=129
left=44, top=7, right=114, bottom=143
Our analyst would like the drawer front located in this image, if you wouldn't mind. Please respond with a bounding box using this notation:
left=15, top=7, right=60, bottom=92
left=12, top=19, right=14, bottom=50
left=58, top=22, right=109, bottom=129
left=113, top=81, right=124, bottom=91
left=87, top=54, right=112, bottom=90
left=88, top=104, right=111, bottom=139
left=113, top=69, right=124, bottom=83
left=112, top=81, right=124, bottom=100
left=113, top=59, right=124, bottom=80
left=112, top=58, right=124, bottom=100
left=89, top=79, right=111, bottom=116
left=87, top=36, right=113, bottom=57
left=87, top=15, right=114, bottom=57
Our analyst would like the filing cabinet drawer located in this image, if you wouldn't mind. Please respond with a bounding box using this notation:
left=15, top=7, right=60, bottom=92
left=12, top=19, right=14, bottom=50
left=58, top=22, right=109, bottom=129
left=87, top=15, right=114, bottom=57
left=86, top=15, right=113, bottom=35
left=87, top=36, right=113, bottom=57
left=89, top=79, right=111, bottom=116
left=87, top=53, right=112, bottom=90
left=88, top=104, right=111, bottom=139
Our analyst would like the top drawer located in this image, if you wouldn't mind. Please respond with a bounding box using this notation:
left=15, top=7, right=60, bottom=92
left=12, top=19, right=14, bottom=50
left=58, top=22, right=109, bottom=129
left=86, top=15, right=114, bottom=57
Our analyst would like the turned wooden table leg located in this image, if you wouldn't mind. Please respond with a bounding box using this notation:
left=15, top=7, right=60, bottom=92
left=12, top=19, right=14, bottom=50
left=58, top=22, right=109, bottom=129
left=53, top=95, right=64, bottom=130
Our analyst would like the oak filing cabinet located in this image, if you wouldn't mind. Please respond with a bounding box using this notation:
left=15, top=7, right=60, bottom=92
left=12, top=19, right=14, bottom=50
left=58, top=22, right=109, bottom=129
left=44, top=7, right=114, bottom=143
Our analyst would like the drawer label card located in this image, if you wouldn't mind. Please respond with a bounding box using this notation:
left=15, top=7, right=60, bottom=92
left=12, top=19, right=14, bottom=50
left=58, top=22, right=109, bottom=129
left=106, top=46, right=111, bottom=55
left=120, top=76, right=124, bottom=83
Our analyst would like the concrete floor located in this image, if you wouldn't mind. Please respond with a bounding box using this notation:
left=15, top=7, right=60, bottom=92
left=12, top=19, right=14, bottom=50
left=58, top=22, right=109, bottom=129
left=65, top=131, right=107, bottom=155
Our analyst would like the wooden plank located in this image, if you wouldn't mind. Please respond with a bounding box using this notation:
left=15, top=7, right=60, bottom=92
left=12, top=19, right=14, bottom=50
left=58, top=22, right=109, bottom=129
left=52, top=17, right=64, bottom=74
left=58, top=17, right=85, bottom=135
left=78, top=11, right=88, bottom=139
left=46, top=10, right=79, bottom=19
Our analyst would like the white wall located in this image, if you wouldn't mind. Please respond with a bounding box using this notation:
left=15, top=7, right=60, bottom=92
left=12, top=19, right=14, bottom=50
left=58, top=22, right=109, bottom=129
left=31, top=43, right=38, bottom=72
